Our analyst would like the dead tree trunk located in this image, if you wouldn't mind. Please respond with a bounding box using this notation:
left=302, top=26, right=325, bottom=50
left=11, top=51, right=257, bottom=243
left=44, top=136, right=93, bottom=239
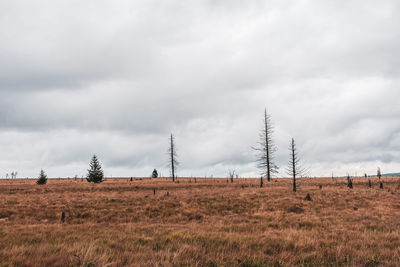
left=253, top=109, right=278, bottom=187
left=377, top=167, right=382, bottom=180
left=168, top=134, right=179, bottom=182
left=291, top=140, right=296, bottom=192
left=286, top=138, right=306, bottom=192
left=229, top=170, right=235, bottom=183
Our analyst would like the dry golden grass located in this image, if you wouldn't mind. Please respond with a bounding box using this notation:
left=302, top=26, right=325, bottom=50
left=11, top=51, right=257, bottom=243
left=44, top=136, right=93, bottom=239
left=1, top=177, right=400, bottom=266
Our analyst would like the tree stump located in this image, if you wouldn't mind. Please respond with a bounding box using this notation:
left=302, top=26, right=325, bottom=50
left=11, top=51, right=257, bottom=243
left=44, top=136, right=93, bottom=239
left=348, top=179, right=353, bottom=189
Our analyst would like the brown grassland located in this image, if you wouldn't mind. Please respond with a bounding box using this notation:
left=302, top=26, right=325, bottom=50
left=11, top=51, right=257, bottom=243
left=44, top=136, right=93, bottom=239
left=0, top=177, right=400, bottom=266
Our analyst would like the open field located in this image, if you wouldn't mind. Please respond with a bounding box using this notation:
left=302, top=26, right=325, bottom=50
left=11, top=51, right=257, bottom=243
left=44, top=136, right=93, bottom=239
left=1, top=177, right=400, bottom=266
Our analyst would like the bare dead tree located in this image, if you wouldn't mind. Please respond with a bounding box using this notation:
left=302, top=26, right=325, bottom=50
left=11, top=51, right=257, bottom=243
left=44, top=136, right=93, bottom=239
left=10, top=171, right=18, bottom=179
left=286, top=138, right=306, bottom=192
left=167, top=133, right=179, bottom=182
left=253, top=109, right=278, bottom=187
left=377, top=167, right=382, bottom=179
left=228, top=170, right=235, bottom=183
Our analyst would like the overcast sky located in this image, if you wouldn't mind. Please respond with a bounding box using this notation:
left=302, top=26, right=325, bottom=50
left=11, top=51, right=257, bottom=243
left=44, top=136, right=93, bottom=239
left=0, top=0, right=399, bottom=178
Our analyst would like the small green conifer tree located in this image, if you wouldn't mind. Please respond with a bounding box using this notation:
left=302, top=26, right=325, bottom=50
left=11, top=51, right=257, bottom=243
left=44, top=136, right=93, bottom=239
left=86, top=155, right=104, bottom=183
left=37, top=169, right=47, bottom=185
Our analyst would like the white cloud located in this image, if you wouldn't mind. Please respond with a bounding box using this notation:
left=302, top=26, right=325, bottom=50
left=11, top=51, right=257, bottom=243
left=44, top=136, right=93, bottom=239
left=0, top=0, right=399, bottom=177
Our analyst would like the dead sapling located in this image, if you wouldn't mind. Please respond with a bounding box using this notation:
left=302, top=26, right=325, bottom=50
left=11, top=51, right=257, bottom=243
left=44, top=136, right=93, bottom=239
left=380, top=182, right=383, bottom=189
left=153, top=188, right=156, bottom=195
left=368, top=180, right=372, bottom=188
left=228, top=170, right=235, bottom=183
left=286, top=138, right=307, bottom=192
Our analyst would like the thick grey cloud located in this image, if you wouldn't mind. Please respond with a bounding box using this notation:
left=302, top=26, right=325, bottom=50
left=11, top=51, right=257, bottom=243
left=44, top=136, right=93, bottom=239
left=0, top=0, right=399, bottom=177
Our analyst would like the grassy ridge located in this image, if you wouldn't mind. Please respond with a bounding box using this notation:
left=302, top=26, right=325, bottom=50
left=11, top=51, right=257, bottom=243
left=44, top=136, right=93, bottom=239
left=0, top=177, right=399, bottom=266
